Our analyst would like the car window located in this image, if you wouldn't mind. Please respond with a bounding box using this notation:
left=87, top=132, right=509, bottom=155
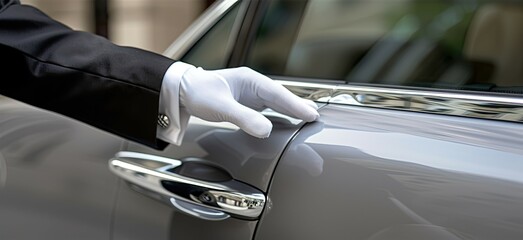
left=181, top=2, right=242, bottom=69
left=246, top=0, right=523, bottom=94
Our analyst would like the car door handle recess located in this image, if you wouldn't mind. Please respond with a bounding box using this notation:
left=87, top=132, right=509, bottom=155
left=109, top=151, right=265, bottom=221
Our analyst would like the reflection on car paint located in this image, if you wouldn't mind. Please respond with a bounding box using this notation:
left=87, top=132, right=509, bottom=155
left=0, top=152, right=6, bottom=188
left=306, top=128, right=523, bottom=184
left=0, top=101, right=72, bottom=165
left=256, top=105, right=523, bottom=240
left=366, top=191, right=470, bottom=240
left=281, top=121, right=325, bottom=176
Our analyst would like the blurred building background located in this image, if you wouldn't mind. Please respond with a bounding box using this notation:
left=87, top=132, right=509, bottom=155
left=21, top=0, right=213, bottom=53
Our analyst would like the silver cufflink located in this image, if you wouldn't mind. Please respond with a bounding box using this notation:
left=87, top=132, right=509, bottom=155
left=158, top=114, right=170, bottom=128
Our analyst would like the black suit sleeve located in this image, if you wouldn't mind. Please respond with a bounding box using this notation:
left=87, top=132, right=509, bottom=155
left=0, top=0, right=175, bottom=149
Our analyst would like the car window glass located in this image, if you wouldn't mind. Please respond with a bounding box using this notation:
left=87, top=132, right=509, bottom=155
left=181, top=2, right=242, bottom=69
left=247, top=0, right=523, bottom=94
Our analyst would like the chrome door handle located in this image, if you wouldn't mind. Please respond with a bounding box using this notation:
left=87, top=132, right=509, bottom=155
left=109, top=151, right=265, bottom=221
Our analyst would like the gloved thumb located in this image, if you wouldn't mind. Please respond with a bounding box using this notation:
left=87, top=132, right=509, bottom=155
left=223, top=100, right=273, bottom=138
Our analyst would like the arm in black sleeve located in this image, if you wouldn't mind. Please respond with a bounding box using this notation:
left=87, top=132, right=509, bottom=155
left=0, top=0, right=174, bottom=149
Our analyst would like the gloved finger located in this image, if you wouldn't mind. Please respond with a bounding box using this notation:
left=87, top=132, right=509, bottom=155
left=223, top=100, right=273, bottom=138
left=267, top=100, right=319, bottom=122
left=212, top=67, right=319, bottom=121
left=260, top=82, right=320, bottom=122
left=303, top=99, right=319, bottom=110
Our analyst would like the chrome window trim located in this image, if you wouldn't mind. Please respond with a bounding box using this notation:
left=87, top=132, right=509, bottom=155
left=276, top=80, right=334, bottom=103
left=163, top=0, right=240, bottom=59
left=276, top=80, right=523, bottom=123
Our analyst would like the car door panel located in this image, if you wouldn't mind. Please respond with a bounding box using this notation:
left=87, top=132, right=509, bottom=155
left=0, top=98, right=121, bottom=239
left=111, top=114, right=308, bottom=240
left=256, top=104, right=523, bottom=240
left=113, top=184, right=257, bottom=240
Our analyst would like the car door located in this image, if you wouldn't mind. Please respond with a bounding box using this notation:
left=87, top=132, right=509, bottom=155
left=109, top=1, right=314, bottom=239
left=240, top=1, right=523, bottom=239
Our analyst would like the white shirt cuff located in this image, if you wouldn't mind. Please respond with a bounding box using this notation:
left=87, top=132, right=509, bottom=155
left=157, top=61, right=195, bottom=145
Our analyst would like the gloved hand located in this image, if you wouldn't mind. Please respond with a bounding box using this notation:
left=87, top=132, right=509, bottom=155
left=180, top=66, right=319, bottom=138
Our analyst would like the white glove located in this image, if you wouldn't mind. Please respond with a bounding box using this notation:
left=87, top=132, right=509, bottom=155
left=157, top=62, right=319, bottom=145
